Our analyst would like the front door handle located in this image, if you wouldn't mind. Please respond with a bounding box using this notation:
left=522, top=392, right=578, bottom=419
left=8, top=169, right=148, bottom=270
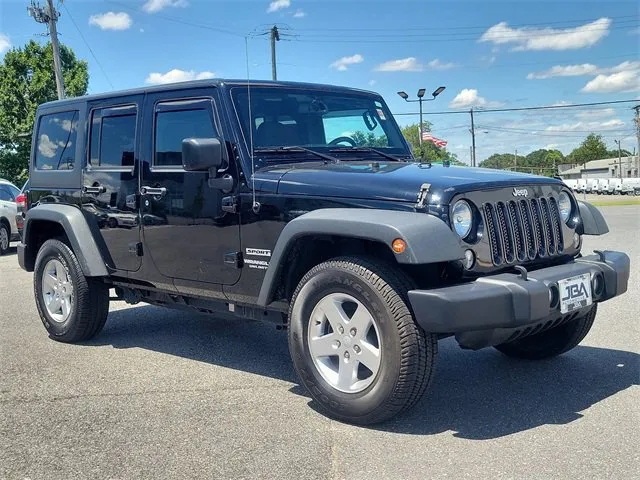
left=140, top=186, right=167, bottom=198
left=83, top=185, right=106, bottom=194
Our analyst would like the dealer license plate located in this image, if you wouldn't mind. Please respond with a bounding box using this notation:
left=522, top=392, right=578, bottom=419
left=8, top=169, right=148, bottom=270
left=558, top=273, right=593, bottom=314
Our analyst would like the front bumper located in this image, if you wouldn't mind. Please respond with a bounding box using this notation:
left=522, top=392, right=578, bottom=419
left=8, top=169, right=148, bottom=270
left=408, top=250, right=630, bottom=349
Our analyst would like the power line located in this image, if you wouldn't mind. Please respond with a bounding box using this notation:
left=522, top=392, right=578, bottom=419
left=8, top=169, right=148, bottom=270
left=299, top=14, right=639, bottom=32
left=106, top=0, right=244, bottom=37
left=297, top=20, right=638, bottom=40
left=61, top=2, right=114, bottom=90
left=394, top=100, right=640, bottom=117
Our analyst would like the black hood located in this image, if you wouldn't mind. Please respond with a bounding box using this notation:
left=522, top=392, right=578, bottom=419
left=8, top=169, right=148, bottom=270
left=253, top=161, right=564, bottom=205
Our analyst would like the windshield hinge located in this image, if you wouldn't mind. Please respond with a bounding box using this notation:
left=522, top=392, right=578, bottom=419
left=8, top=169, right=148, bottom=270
left=416, top=183, right=431, bottom=209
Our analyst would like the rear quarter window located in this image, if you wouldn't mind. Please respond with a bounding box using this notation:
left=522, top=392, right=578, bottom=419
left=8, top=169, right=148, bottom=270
left=34, top=111, right=79, bottom=171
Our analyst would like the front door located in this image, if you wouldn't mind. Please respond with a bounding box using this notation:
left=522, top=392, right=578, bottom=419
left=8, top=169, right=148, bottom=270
left=140, top=89, right=241, bottom=286
left=82, top=96, right=142, bottom=272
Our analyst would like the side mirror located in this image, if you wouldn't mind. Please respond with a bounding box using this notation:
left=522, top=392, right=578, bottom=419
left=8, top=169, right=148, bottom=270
left=182, top=137, right=223, bottom=172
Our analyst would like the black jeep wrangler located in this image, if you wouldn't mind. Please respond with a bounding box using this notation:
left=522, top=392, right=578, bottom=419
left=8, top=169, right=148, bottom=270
left=18, top=79, right=630, bottom=424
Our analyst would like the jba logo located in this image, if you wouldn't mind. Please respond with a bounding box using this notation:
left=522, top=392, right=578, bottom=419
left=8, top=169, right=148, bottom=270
left=562, top=283, right=588, bottom=301
left=512, top=188, right=529, bottom=197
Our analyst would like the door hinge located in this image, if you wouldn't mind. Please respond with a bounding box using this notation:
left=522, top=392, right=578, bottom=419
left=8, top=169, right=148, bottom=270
left=221, top=196, right=238, bottom=214
left=223, top=251, right=242, bottom=268
left=128, top=242, right=143, bottom=256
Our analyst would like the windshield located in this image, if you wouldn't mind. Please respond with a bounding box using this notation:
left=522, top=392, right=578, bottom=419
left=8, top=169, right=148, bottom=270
left=230, top=86, right=411, bottom=158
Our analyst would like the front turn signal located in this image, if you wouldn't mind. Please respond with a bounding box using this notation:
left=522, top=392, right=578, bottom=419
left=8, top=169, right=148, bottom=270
left=392, top=238, right=407, bottom=254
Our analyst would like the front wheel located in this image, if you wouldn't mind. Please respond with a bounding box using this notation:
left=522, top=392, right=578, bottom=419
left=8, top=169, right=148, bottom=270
left=288, top=257, right=437, bottom=425
left=495, top=305, right=597, bottom=360
left=0, top=222, right=9, bottom=255
left=34, top=239, right=110, bottom=343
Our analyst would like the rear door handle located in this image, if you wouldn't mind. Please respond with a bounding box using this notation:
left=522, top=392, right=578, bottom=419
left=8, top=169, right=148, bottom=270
left=83, top=185, right=106, bottom=194
left=140, top=186, right=167, bottom=197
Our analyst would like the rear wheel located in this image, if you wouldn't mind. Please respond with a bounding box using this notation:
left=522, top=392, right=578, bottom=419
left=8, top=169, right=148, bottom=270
left=0, top=222, right=9, bottom=255
left=495, top=305, right=597, bottom=360
left=288, top=257, right=437, bottom=425
left=34, top=239, right=109, bottom=343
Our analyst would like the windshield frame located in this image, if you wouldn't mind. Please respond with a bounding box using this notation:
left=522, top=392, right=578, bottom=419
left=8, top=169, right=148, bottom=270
left=228, top=85, right=412, bottom=165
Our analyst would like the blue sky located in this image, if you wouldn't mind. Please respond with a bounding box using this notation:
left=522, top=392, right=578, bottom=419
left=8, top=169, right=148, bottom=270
left=1, top=0, right=638, bottom=163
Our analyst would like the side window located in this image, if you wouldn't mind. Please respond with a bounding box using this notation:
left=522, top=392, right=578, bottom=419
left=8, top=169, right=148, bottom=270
left=89, top=105, right=137, bottom=168
left=154, top=107, right=216, bottom=167
left=0, top=187, right=13, bottom=201
left=34, top=111, right=78, bottom=170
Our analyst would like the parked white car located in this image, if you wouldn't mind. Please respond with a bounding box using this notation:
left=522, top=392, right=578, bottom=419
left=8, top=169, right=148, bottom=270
left=0, top=178, right=21, bottom=255
left=620, top=178, right=640, bottom=195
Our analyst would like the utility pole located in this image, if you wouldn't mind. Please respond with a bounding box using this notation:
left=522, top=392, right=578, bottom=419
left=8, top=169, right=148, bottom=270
left=634, top=105, right=640, bottom=177
left=469, top=108, right=476, bottom=167
left=614, top=139, right=622, bottom=179
left=27, top=0, right=65, bottom=99
left=270, top=25, right=280, bottom=81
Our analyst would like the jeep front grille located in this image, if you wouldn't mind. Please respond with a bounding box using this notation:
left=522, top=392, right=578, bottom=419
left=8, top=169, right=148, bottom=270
left=483, top=197, right=564, bottom=266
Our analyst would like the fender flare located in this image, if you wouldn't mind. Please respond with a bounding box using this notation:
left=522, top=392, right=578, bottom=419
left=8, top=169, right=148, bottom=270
left=257, top=208, right=464, bottom=307
left=578, top=201, right=609, bottom=236
left=23, top=204, right=109, bottom=276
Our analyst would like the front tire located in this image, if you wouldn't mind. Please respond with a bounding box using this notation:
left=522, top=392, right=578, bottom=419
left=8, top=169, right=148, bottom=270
left=34, top=239, right=109, bottom=343
left=0, top=222, right=10, bottom=255
left=288, top=257, right=437, bottom=425
left=495, top=305, right=597, bottom=360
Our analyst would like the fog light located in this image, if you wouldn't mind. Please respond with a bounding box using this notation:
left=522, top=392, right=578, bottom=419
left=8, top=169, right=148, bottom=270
left=463, top=249, right=475, bottom=270
left=592, top=272, right=604, bottom=298
left=549, top=284, right=560, bottom=309
left=573, top=232, right=581, bottom=248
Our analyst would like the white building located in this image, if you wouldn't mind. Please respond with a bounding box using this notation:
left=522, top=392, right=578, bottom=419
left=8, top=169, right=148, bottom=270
left=560, top=156, right=639, bottom=180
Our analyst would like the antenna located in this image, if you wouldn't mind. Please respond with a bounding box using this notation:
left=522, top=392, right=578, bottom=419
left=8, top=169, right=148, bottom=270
left=245, top=36, right=260, bottom=214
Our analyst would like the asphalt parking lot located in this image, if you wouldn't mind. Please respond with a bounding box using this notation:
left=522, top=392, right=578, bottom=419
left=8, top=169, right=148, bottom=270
left=1, top=206, right=638, bottom=480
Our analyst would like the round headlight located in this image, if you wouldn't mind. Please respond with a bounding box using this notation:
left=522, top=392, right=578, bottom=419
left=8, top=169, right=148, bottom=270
left=452, top=200, right=473, bottom=239
left=558, top=192, right=572, bottom=223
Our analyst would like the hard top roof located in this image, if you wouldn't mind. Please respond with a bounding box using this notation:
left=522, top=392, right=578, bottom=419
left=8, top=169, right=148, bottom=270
left=38, top=79, right=380, bottom=109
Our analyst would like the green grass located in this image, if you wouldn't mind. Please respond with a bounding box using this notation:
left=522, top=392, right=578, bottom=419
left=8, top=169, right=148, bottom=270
left=590, top=198, right=640, bottom=206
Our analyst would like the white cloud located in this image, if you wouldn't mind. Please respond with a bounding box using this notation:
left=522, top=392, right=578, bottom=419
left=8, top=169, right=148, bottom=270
left=145, top=69, right=216, bottom=85
left=293, top=9, right=306, bottom=18
left=88, top=12, right=132, bottom=31
left=575, top=107, right=616, bottom=119
left=527, top=64, right=598, bottom=79
left=0, top=34, right=10, bottom=54
left=375, top=57, right=422, bottom=72
left=449, top=89, right=487, bottom=109
left=480, top=18, right=611, bottom=51
left=528, top=60, right=640, bottom=80
left=545, top=119, right=625, bottom=132
left=427, top=59, right=457, bottom=70
left=581, top=70, right=640, bottom=93
left=368, top=80, right=376, bottom=86
left=267, top=0, right=290, bottom=13
left=143, top=0, right=188, bottom=14
left=53, top=118, right=74, bottom=132
left=330, top=54, right=364, bottom=71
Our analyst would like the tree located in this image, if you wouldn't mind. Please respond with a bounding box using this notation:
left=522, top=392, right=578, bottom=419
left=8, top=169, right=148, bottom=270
left=399, top=122, right=461, bottom=164
left=351, top=131, right=388, bottom=148
left=478, top=148, right=565, bottom=176
left=0, top=40, right=88, bottom=184
left=566, top=134, right=608, bottom=166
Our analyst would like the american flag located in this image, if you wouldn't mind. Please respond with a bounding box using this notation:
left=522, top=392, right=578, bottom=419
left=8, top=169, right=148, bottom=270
left=421, top=130, right=448, bottom=148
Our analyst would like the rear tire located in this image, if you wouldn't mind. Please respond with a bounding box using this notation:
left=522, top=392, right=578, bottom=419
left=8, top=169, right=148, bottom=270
left=495, top=305, right=597, bottom=360
left=34, top=239, right=109, bottom=343
left=288, top=256, right=437, bottom=425
left=0, top=222, right=9, bottom=255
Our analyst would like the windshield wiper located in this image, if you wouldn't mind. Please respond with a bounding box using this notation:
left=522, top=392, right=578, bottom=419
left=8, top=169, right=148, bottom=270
left=328, top=146, right=405, bottom=162
left=254, top=146, right=339, bottom=163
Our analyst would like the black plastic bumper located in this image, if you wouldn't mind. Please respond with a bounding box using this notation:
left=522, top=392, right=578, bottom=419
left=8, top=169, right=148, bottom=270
left=17, top=242, right=28, bottom=271
left=408, top=251, right=630, bottom=348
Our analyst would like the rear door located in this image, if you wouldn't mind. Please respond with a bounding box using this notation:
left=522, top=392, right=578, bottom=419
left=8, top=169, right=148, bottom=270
left=0, top=184, right=18, bottom=234
left=140, top=88, right=241, bottom=286
left=82, top=95, right=142, bottom=272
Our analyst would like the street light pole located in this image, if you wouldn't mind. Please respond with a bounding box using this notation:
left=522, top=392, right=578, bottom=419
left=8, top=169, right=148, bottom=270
left=418, top=97, right=424, bottom=146
left=398, top=86, right=446, bottom=149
